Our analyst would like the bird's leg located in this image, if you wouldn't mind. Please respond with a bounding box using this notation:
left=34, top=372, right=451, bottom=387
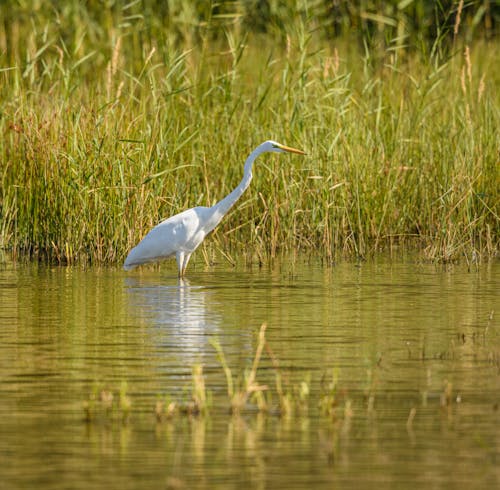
left=176, top=251, right=185, bottom=277
left=181, top=253, right=192, bottom=277
left=175, top=251, right=192, bottom=277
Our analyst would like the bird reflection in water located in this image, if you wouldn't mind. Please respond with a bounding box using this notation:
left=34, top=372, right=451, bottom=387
left=124, top=275, right=221, bottom=360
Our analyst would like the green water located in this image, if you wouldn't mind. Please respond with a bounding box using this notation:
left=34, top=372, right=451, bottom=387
left=1, top=256, right=499, bottom=489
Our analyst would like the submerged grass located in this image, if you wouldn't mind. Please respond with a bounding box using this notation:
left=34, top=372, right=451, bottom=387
left=211, top=323, right=269, bottom=414
left=82, top=322, right=491, bottom=426
left=0, top=2, right=498, bottom=265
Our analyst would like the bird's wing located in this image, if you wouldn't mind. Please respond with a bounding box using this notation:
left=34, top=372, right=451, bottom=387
left=123, top=207, right=206, bottom=269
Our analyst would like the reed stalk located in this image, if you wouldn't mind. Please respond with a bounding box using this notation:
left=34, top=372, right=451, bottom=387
left=0, top=2, right=497, bottom=265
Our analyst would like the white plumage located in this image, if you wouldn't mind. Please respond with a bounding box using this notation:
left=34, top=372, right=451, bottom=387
left=123, top=140, right=305, bottom=276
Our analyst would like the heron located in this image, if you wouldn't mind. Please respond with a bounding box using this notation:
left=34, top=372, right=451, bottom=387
left=123, top=140, right=305, bottom=276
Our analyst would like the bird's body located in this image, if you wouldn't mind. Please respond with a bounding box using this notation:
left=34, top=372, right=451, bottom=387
left=123, top=207, right=211, bottom=272
left=124, top=140, right=305, bottom=276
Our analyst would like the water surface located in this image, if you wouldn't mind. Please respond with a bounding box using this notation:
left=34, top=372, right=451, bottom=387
left=0, top=256, right=498, bottom=489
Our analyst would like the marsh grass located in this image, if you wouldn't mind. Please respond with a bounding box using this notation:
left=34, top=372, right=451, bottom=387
left=211, top=323, right=269, bottom=414
left=83, top=380, right=131, bottom=424
left=83, top=323, right=483, bottom=425
left=0, top=2, right=498, bottom=265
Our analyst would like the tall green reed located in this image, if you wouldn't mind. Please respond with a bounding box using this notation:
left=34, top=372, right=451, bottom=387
left=0, top=2, right=498, bottom=265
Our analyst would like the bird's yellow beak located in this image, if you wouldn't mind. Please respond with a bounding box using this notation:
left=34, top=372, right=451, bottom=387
left=279, top=144, right=306, bottom=155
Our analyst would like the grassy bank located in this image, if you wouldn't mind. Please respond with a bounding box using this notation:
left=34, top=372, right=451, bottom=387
left=0, top=2, right=498, bottom=265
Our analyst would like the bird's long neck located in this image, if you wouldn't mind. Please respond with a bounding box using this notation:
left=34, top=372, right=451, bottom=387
left=209, top=146, right=263, bottom=223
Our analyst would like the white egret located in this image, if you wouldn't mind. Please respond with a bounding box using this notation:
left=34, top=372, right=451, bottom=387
left=123, top=140, right=305, bottom=276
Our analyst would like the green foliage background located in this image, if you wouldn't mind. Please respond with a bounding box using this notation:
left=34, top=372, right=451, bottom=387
left=0, top=1, right=498, bottom=265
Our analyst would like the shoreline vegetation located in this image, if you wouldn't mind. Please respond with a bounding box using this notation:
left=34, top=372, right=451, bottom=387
left=0, top=1, right=498, bottom=266
left=84, top=323, right=476, bottom=425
